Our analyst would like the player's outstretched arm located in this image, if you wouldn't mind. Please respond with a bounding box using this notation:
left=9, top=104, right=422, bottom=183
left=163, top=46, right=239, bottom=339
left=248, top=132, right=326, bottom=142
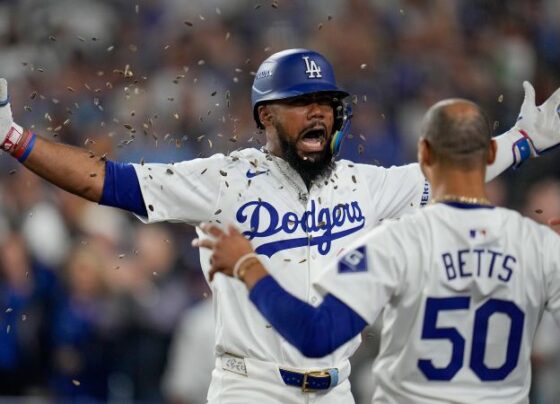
left=193, top=223, right=368, bottom=357
left=0, top=78, right=105, bottom=202
left=22, top=136, right=105, bottom=202
left=487, top=81, right=560, bottom=181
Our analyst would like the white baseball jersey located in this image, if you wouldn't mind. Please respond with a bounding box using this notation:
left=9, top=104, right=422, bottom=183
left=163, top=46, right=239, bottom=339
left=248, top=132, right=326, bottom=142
left=132, top=147, right=429, bottom=370
left=315, top=203, right=560, bottom=403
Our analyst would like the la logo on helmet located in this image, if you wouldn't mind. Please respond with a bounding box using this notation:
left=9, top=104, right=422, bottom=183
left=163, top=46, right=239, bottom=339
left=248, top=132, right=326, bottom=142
left=302, top=56, right=322, bottom=78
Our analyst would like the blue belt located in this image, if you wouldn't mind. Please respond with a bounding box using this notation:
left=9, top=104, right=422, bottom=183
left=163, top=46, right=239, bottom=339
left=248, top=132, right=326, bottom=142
left=279, top=368, right=339, bottom=392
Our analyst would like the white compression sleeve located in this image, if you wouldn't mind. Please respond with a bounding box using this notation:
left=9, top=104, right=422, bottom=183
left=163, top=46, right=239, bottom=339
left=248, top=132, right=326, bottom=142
left=486, top=129, right=533, bottom=182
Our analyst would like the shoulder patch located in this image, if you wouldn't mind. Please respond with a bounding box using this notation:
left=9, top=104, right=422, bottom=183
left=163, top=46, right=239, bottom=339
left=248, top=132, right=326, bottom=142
left=338, top=246, right=367, bottom=273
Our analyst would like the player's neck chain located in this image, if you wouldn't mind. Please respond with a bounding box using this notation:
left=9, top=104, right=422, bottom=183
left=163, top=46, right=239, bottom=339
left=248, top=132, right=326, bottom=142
left=262, top=147, right=309, bottom=203
left=431, top=194, right=492, bottom=206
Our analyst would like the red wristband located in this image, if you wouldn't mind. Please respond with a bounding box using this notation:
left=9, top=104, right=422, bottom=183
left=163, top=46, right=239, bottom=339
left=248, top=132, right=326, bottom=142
left=12, top=130, right=36, bottom=162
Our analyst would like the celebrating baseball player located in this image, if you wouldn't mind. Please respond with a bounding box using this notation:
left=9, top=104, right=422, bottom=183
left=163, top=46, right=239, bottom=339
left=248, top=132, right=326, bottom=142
left=1, top=48, right=560, bottom=403
left=198, top=98, right=560, bottom=403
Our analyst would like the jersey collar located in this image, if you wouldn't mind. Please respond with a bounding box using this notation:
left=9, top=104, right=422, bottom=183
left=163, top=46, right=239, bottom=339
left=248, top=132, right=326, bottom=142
left=440, top=201, right=495, bottom=210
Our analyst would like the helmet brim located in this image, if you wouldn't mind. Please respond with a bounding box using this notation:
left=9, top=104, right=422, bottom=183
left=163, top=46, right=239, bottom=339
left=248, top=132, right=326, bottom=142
left=253, top=83, right=349, bottom=104
left=253, top=85, right=349, bottom=128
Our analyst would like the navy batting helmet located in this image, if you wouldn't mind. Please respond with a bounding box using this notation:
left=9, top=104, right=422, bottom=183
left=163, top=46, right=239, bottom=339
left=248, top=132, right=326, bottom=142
left=251, top=49, right=352, bottom=155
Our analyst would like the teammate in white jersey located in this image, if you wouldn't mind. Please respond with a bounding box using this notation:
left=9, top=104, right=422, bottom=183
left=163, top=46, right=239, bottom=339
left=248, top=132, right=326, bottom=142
left=200, top=98, right=560, bottom=403
left=1, top=48, right=560, bottom=403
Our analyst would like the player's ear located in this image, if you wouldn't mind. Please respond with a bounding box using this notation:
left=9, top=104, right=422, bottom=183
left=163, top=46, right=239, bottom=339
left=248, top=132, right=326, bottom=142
left=418, top=138, right=433, bottom=166
left=418, top=137, right=433, bottom=179
left=487, top=139, right=497, bottom=165
left=258, top=105, right=273, bottom=127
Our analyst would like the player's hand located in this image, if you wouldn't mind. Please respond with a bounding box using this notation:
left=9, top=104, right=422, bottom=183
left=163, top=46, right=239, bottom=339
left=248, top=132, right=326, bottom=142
left=516, top=81, right=560, bottom=156
left=192, top=223, right=255, bottom=282
left=0, top=79, right=15, bottom=145
left=0, top=78, right=25, bottom=153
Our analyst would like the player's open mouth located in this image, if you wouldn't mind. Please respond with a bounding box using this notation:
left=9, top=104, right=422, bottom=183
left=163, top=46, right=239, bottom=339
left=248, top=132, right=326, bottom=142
left=299, top=128, right=327, bottom=153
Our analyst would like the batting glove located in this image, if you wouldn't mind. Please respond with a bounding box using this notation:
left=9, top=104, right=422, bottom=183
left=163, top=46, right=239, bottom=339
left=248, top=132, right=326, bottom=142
left=514, top=81, right=560, bottom=161
left=0, top=78, right=27, bottom=154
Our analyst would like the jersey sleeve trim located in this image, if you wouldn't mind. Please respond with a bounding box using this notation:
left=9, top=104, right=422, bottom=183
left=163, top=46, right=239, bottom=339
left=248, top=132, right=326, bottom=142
left=99, top=160, right=147, bottom=217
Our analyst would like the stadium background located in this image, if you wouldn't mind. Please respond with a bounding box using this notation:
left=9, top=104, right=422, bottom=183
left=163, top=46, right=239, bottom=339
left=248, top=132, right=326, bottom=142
left=0, top=0, right=559, bottom=402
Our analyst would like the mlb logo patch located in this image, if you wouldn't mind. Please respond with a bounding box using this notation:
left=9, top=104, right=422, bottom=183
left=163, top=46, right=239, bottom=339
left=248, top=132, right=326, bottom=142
left=469, top=228, right=487, bottom=238
left=338, top=246, right=367, bottom=273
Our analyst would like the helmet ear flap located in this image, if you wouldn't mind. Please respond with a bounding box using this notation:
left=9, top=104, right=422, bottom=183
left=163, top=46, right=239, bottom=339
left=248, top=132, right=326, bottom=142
left=332, top=100, right=344, bottom=132
left=330, top=102, right=353, bottom=156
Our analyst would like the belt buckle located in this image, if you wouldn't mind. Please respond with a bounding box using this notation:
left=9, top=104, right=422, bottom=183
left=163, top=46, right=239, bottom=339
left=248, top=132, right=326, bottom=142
left=301, top=370, right=331, bottom=393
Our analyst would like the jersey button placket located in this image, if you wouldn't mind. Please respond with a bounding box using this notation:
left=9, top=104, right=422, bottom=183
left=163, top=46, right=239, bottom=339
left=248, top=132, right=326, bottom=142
left=304, top=195, right=313, bottom=304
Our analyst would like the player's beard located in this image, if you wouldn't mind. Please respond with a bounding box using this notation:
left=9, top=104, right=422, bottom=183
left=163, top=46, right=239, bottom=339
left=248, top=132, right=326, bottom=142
left=276, top=124, right=335, bottom=187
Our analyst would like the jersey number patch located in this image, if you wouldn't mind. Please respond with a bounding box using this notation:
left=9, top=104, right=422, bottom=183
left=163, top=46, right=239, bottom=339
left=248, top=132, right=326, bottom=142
left=418, top=297, right=525, bottom=381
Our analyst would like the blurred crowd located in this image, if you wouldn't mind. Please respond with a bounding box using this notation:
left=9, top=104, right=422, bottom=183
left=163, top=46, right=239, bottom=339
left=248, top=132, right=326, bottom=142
left=0, top=0, right=559, bottom=403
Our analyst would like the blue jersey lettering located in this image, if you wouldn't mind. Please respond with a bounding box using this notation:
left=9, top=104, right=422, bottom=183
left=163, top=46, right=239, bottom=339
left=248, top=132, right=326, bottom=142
left=440, top=248, right=516, bottom=283
left=236, top=199, right=366, bottom=257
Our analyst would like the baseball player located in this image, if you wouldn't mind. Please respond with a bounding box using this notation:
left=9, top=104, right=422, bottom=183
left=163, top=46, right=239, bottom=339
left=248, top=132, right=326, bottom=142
left=198, top=98, right=560, bottom=404
left=1, top=48, right=560, bottom=403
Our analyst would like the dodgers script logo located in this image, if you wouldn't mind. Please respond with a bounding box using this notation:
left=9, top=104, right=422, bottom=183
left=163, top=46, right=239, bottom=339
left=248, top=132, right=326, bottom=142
left=236, top=200, right=365, bottom=257
left=302, top=56, right=322, bottom=78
